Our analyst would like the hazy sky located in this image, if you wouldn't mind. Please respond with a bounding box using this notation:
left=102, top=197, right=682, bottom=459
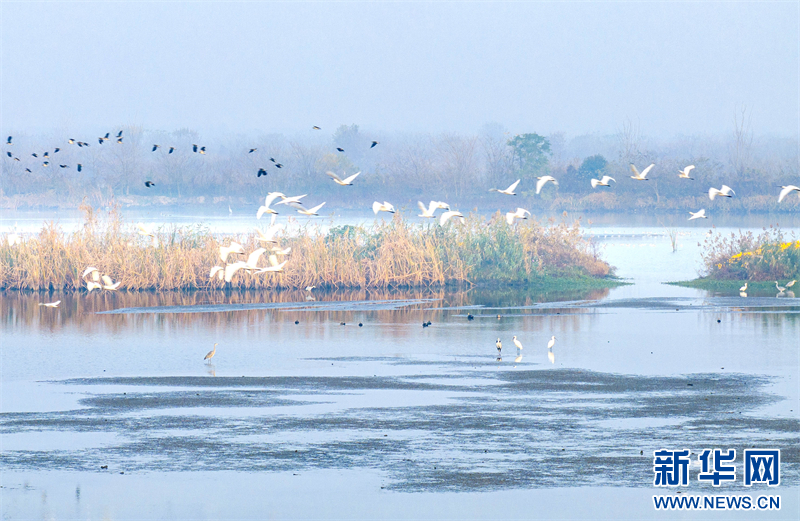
left=1, top=1, right=798, bottom=138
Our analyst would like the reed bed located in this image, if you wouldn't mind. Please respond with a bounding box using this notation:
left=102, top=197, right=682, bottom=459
left=699, top=225, right=799, bottom=281
left=0, top=205, right=612, bottom=291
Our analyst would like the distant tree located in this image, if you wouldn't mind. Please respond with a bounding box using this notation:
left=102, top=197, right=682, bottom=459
left=577, top=155, right=608, bottom=182
left=507, top=133, right=550, bottom=181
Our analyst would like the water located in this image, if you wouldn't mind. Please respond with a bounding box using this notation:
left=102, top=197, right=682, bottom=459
left=1, top=211, right=799, bottom=519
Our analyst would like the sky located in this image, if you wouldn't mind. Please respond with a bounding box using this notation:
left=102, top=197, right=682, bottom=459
left=1, top=1, right=798, bottom=139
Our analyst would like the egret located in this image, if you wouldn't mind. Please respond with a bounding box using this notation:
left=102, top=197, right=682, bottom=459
left=787, top=280, right=796, bottom=288
left=305, top=286, right=315, bottom=292
left=326, top=171, right=360, bottom=186
left=38, top=300, right=61, bottom=308
left=688, top=209, right=707, bottom=220
left=101, top=275, right=121, bottom=291
left=224, top=261, right=247, bottom=282
left=775, top=281, right=789, bottom=293
left=708, top=185, right=735, bottom=200
left=204, top=343, right=217, bottom=363
left=535, top=176, right=558, bottom=194
left=244, top=248, right=266, bottom=271
left=678, top=166, right=695, bottom=179
left=209, top=266, right=224, bottom=280
left=275, top=194, right=307, bottom=206
left=778, top=185, right=800, bottom=203
left=739, top=292, right=747, bottom=298
left=629, top=163, right=654, bottom=181
left=255, top=224, right=281, bottom=244
left=417, top=201, right=449, bottom=218
left=590, top=176, right=615, bottom=188
left=257, top=192, right=284, bottom=218
left=739, top=282, right=748, bottom=292
left=219, top=241, right=245, bottom=262
left=373, top=201, right=395, bottom=214
left=513, top=336, right=523, bottom=350
left=82, top=267, right=100, bottom=282
left=547, top=336, right=556, bottom=349
left=439, top=210, right=464, bottom=225
left=292, top=201, right=326, bottom=216
left=506, top=208, right=530, bottom=225
left=489, top=179, right=521, bottom=195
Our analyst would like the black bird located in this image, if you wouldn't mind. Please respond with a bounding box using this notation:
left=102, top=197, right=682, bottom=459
left=116, top=137, right=123, bottom=144
left=32, top=153, right=38, bottom=157
left=6, top=136, right=11, bottom=145
left=77, top=164, right=82, bottom=172
left=152, top=145, right=160, bottom=152
left=25, top=168, right=31, bottom=172
left=13, top=157, right=19, bottom=161
left=103, top=133, right=110, bottom=141
left=5, top=151, right=10, bottom=157
left=248, top=148, right=257, bottom=153
left=199, top=146, right=206, bottom=154
left=340, top=322, right=346, bottom=326
left=467, top=314, right=474, bottom=320
left=68, top=138, right=75, bottom=144
left=192, top=144, right=198, bottom=153
left=98, top=138, right=104, bottom=145
left=269, top=157, right=276, bottom=163
left=53, top=148, right=60, bottom=153
left=294, top=320, right=299, bottom=325
left=422, top=322, right=428, bottom=328
left=257, top=168, right=268, bottom=177
left=336, top=147, right=344, bottom=152
left=168, top=147, right=175, bottom=154
left=312, top=126, right=321, bottom=130
left=370, top=141, right=379, bottom=148
left=43, top=161, right=49, bottom=166
left=59, top=164, right=69, bottom=168
left=43, top=152, right=49, bottom=158
left=358, top=323, right=363, bottom=327
left=116, top=130, right=123, bottom=138
left=144, top=181, right=155, bottom=187
left=427, top=321, right=432, bottom=326
left=275, top=163, right=283, bottom=168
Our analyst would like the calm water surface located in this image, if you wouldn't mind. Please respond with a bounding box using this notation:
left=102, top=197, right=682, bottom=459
left=1, top=211, right=798, bottom=520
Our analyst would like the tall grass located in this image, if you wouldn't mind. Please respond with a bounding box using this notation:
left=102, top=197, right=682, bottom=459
left=699, top=225, right=799, bottom=280
left=0, top=205, right=612, bottom=291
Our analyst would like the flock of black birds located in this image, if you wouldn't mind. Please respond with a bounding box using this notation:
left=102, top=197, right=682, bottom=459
left=4, top=126, right=380, bottom=189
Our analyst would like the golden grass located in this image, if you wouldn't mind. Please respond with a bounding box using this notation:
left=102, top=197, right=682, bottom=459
left=0, top=205, right=611, bottom=291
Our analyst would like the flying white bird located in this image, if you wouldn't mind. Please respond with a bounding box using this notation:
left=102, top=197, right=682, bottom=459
left=417, top=200, right=449, bottom=218
left=547, top=335, right=556, bottom=349
left=708, top=185, right=735, bottom=200
left=778, top=185, right=800, bottom=203
left=209, top=266, right=224, bottom=280
left=535, top=176, right=558, bottom=194
left=136, top=223, right=155, bottom=237
left=513, top=336, right=523, bottom=350
left=489, top=179, right=521, bottom=195
left=506, top=207, right=531, bottom=225
left=245, top=248, right=267, bottom=271
left=38, top=300, right=61, bottom=308
left=688, top=209, right=707, bottom=220
left=255, top=225, right=281, bottom=244
left=326, top=171, right=360, bottom=186
left=678, top=165, right=695, bottom=179
left=439, top=210, right=464, bottom=225
left=86, top=281, right=102, bottom=292
left=373, top=201, right=395, bottom=214
left=292, top=201, right=326, bottom=216
left=257, top=254, right=286, bottom=272
left=224, top=261, right=247, bottom=282
left=275, top=194, right=307, bottom=206
left=219, top=241, right=245, bottom=262
left=82, top=266, right=100, bottom=282
left=257, top=192, right=285, bottom=219
left=271, top=246, right=291, bottom=255
left=629, top=163, right=654, bottom=181
left=590, top=176, right=615, bottom=188
left=101, top=274, right=121, bottom=290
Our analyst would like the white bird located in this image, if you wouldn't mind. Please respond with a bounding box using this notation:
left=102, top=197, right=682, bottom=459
left=209, top=266, right=224, bottom=280
left=305, top=286, right=315, bottom=292
left=204, top=343, right=217, bottom=363
left=257, top=254, right=286, bottom=272
left=293, top=201, right=326, bottom=216
left=496, top=338, right=502, bottom=352
left=439, top=210, right=464, bottom=226
left=7, top=233, right=22, bottom=246
left=629, top=163, right=654, bottom=181
left=739, top=282, right=748, bottom=292
left=255, top=225, right=281, bottom=245
left=787, top=280, right=796, bottom=288
left=38, top=300, right=61, bottom=308
left=505, top=207, right=531, bottom=225
left=512, top=336, right=523, bottom=350
left=535, top=176, right=558, bottom=194
left=547, top=335, right=556, bottom=349
left=257, top=192, right=284, bottom=219
left=224, top=261, right=247, bottom=282
left=489, top=179, right=521, bottom=195
left=136, top=223, right=155, bottom=237
left=326, top=171, right=360, bottom=186
left=86, top=281, right=102, bottom=292
left=245, top=248, right=267, bottom=271
left=82, top=266, right=100, bottom=282
left=708, top=185, right=735, bottom=200
left=219, top=241, right=245, bottom=262
left=373, top=201, right=395, bottom=214
left=688, top=209, right=707, bottom=220
left=778, top=185, right=800, bottom=203
left=275, top=194, right=307, bottom=206
left=101, top=275, right=121, bottom=291
left=678, top=165, right=695, bottom=179
left=775, top=281, right=787, bottom=293
left=417, top=201, right=450, bottom=218
left=590, top=176, right=615, bottom=188
left=272, top=246, right=291, bottom=255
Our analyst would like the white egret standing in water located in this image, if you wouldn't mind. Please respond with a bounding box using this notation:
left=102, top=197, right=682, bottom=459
left=547, top=336, right=556, bottom=349
left=513, top=336, right=523, bottom=350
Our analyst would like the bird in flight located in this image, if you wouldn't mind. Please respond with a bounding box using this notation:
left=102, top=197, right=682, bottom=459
left=439, top=210, right=464, bottom=225
left=708, top=185, right=735, bottom=200
left=116, top=130, right=123, bottom=138
left=370, top=141, right=379, bottom=148
left=292, top=201, right=326, bottom=216
left=145, top=181, right=155, bottom=187
left=336, top=147, right=345, bottom=152
left=249, top=148, right=257, bottom=153
left=68, top=139, right=76, bottom=144
left=591, top=176, right=615, bottom=188
left=77, top=164, right=82, bottom=172
left=629, top=163, right=654, bottom=181
left=116, top=137, right=123, bottom=144
left=5, top=136, right=11, bottom=145
left=59, top=164, right=69, bottom=168
left=152, top=145, right=160, bottom=152
left=506, top=207, right=531, bottom=225
left=32, top=153, right=38, bottom=158
left=326, top=171, right=360, bottom=186
left=535, top=176, right=558, bottom=194
left=490, top=179, right=521, bottom=195
left=257, top=168, right=268, bottom=177
left=678, top=165, right=695, bottom=179
left=688, top=209, right=707, bottom=220
left=192, top=144, right=198, bottom=153
left=38, top=300, right=61, bottom=308
left=312, top=126, right=321, bottom=130
left=53, top=148, right=60, bottom=153
left=43, top=152, right=49, bottom=158
left=25, top=168, right=31, bottom=173
left=257, top=193, right=285, bottom=219
left=168, top=147, right=175, bottom=154
left=199, top=146, right=206, bottom=154
left=43, top=161, right=50, bottom=166
left=373, top=201, right=395, bottom=214
left=274, top=163, right=283, bottom=168
left=778, top=185, right=800, bottom=203
left=5, top=152, right=10, bottom=158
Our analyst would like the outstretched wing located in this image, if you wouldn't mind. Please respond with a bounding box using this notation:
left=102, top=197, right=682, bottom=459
left=506, top=179, right=521, bottom=193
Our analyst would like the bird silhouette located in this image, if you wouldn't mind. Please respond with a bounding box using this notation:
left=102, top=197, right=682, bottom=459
left=31, top=153, right=38, bottom=157
left=312, top=126, right=321, bottom=130
left=192, top=144, right=198, bottom=152
left=77, top=164, right=82, bottom=172
left=249, top=148, right=257, bottom=153
left=370, top=141, right=379, bottom=148
left=53, top=148, right=60, bottom=153
left=168, top=147, right=175, bottom=154
left=199, top=146, right=206, bottom=154
left=145, top=181, right=155, bottom=187
left=59, top=164, right=69, bottom=168
left=152, top=145, right=160, bottom=152
left=116, top=137, right=123, bottom=144
left=5, top=136, right=11, bottom=145
left=275, top=163, right=283, bottom=168
left=5, top=152, right=10, bottom=158
left=257, top=168, right=268, bottom=177
left=116, top=130, right=123, bottom=138
left=336, top=147, right=344, bottom=152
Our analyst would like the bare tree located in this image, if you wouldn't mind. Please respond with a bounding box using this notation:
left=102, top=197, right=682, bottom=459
left=730, top=104, right=753, bottom=174
left=616, top=117, right=642, bottom=163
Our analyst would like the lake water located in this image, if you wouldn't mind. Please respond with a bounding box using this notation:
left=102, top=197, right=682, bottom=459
left=1, top=209, right=798, bottom=519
